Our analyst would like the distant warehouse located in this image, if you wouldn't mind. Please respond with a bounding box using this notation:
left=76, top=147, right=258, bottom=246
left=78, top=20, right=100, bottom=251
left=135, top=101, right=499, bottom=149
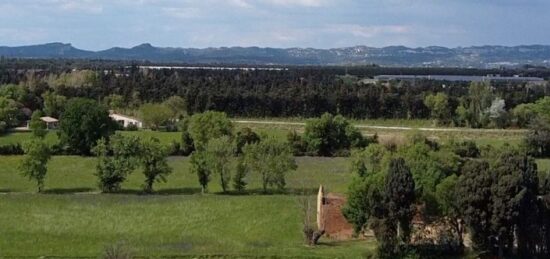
left=374, top=74, right=546, bottom=85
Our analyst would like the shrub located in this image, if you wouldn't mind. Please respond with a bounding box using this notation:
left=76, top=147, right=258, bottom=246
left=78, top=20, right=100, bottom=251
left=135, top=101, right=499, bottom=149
left=124, top=124, right=139, bottom=131
left=0, top=143, right=24, bottom=155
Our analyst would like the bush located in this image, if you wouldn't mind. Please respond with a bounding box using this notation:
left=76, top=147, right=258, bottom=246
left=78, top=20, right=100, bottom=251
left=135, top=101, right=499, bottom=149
left=302, top=113, right=370, bottom=156
left=124, top=124, right=139, bottom=131
left=448, top=140, right=480, bottom=158
left=0, top=143, right=24, bottom=155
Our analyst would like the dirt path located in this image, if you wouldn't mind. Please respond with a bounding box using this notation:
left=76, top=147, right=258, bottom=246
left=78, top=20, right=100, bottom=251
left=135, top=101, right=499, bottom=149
left=233, top=120, right=527, bottom=133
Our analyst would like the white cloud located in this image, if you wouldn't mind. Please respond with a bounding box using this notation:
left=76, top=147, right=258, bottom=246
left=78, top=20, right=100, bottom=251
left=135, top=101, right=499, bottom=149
left=162, top=7, right=201, bottom=19
left=50, top=0, right=104, bottom=14
left=0, top=28, right=50, bottom=44
left=328, top=24, right=411, bottom=38
left=263, top=0, right=328, bottom=7
left=228, top=0, right=253, bottom=8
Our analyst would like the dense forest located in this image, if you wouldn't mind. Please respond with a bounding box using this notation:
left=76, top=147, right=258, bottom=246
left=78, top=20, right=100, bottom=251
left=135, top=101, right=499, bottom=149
left=1, top=58, right=549, bottom=130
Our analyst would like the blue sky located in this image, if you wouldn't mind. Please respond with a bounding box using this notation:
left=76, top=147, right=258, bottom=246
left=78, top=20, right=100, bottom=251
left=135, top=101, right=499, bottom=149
left=0, top=0, right=549, bottom=50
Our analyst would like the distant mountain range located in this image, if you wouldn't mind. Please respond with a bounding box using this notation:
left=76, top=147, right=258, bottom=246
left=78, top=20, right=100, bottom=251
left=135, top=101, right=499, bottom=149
left=2, top=42, right=550, bottom=67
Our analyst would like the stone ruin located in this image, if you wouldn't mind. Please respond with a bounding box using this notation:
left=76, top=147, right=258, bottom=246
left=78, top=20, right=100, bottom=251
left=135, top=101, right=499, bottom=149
left=316, top=185, right=355, bottom=240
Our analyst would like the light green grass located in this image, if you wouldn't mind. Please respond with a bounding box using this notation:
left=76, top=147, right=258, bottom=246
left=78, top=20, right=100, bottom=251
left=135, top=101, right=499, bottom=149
left=0, top=194, right=373, bottom=258
left=0, top=156, right=371, bottom=257
left=0, top=156, right=351, bottom=194
left=0, top=131, right=59, bottom=146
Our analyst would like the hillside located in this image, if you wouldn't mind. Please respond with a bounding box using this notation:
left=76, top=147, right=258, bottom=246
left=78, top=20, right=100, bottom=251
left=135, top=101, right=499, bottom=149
left=2, top=43, right=550, bottom=67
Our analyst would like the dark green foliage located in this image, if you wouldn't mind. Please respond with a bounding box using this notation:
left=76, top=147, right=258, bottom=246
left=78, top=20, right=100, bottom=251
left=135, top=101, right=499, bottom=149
left=302, top=113, right=369, bottom=156
left=234, top=127, right=260, bottom=155
left=525, top=118, right=550, bottom=158
left=29, top=110, right=47, bottom=138
left=456, top=159, right=493, bottom=252
left=139, top=137, right=172, bottom=193
left=58, top=98, right=115, bottom=155
left=190, top=150, right=211, bottom=193
left=41, top=91, right=66, bottom=118
left=342, top=173, right=383, bottom=234
left=287, top=130, right=307, bottom=156
left=448, top=140, right=480, bottom=158
left=0, top=143, right=24, bottom=155
left=178, top=117, right=195, bottom=155
left=0, top=96, right=20, bottom=128
left=490, top=150, right=539, bottom=257
left=233, top=158, right=248, bottom=192
left=435, top=175, right=464, bottom=249
left=385, top=158, right=415, bottom=244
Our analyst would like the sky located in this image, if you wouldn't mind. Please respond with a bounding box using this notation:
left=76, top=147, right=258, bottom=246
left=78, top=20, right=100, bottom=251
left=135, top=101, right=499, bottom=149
left=0, top=0, right=549, bottom=50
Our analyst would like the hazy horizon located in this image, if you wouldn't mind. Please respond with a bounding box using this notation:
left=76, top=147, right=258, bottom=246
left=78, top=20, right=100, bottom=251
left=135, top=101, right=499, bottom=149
left=1, top=0, right=549, bottom=50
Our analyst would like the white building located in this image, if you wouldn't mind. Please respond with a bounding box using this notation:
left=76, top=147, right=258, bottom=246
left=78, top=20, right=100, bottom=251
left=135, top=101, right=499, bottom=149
left=40, top=116, right=59, bottom=129
left=109, top=113, right=143, bottom=128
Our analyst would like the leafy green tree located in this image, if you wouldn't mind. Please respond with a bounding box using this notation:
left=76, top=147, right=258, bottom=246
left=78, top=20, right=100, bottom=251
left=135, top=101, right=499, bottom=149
left=424, top=93, right=451, bottom=125
left=92, top=135, right=141, bottom=193
left=233, top=157, right=249, bottom=192
left=190, top=150, right=211, bottom=193
left=398, top=139, right=459, bottom=213
left=41, top=91, right=66, bottom=118
left=512, top=103, right=537, bottom=128
left=139, top=137, right=172, bottom=193
left=532, top=96, right=550, bottom=121
left=490, top=151, right=539, bottom=257
left=177, top=117, right=195, bottom=155
left=19, top=139, right=51, bottom=192
left=58, top=98, right=115, bottom=155
left=189, top=111, right=233, bottom=150
left=139, top=103, right=173, bottom=130
left=205, top=136, right=234, bottom=192
left=385, top=158, right=415, bottom=244
left=435, top=174, right=464, bottom=247
left=342, top=161, right=385, bottom=234
left=29, top=110, right=47, bottom=138
left=467, top=82, right=493, bottom=128
left=103, top=94, right=125, bottom=110
left=303, top=113, right=366, bottom=156
left=525, top=118, right=550, bottom=157
left=234, top=127, right=260, bottom=154
left=163, top=96, right=187, bottom=119
left=243, top=137, right=296, bottom=193
left=488, top=98, right=509, bottom=128
left=0, top=96, right=20, bottom=127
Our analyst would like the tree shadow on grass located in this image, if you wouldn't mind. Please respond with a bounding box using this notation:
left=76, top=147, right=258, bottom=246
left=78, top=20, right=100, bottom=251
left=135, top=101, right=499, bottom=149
left=218, top=187, right=319, bottom=196
left=0, top=189, right=14, bottom=193
left=112, top=187, right=203, bottom=195
left=43, top=188, right=95, bottom=194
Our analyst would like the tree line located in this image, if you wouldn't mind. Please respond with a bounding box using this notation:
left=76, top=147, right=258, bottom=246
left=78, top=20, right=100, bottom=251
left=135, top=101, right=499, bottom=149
left=343, top=133, right=550, bottom=258
left=18, top=99, right=297, bottom=194
left=1, top=63, right=549, bottom=133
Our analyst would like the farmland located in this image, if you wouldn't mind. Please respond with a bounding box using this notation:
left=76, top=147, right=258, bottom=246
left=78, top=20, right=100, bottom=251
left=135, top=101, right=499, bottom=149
left=0, top=119, right=547, bottom=257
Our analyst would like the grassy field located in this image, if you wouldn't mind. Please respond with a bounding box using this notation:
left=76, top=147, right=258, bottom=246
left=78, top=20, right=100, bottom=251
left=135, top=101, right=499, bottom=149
left=0, top=156, right=368, bottom=257
left=0, top=120, right=540, bottom=257
left=0, top=195, right=374, bottom=258
left=0, top=156, right=351, bottom=194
